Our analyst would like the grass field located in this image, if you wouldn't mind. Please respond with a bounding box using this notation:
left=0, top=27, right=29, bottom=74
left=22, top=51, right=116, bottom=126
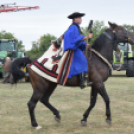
left=0, top=71, right=134, bottom=134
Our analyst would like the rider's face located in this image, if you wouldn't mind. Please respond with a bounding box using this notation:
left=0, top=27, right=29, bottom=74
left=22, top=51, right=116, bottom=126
left=74, top=17, right=82, bottom=24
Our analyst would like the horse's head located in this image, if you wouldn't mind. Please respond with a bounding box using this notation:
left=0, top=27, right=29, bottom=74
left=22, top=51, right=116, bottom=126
left=92, top=22, right=134, bottom=61
left=108, top=21, right=134, bottom=45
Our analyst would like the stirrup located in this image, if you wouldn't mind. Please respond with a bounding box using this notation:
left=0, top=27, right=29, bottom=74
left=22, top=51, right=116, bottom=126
left=85, top=81, right=93, bottom=86
left=79, top=72, right=93, bottom=89
left=80, top=81, right=93, bottom=89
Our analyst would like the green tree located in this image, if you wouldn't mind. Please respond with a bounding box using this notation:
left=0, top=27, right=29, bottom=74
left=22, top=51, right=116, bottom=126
left=25, top=34, right=57, bottom=59
left=0, top=30, right=25, bottom=51
left=0, top=31, right=14, bottom=39
left=39, top=34, right=57, bottom=51
left=18, top=42, right=25, bottom=52
left=81, top=20, right=107, bottom=45
left=122, top=24, right=134, bottom=34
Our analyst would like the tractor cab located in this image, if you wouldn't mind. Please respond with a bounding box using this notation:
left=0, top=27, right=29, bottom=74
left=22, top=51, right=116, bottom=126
left=0, top=39, right=25, bottom=76
left=0, top=39, right=18, bottom=60
left=112, top=42, right=134, bottom=77
left=118, top=43, right=132, bottom=51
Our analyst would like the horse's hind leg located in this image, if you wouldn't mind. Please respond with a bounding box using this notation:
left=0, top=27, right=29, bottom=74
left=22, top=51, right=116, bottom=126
left=27, top=90, right=44, bottom=129
left=40, top=83, right=61, bottom=123
left=98, top=83, right=111, bottom=125
left=81, top=86, right=98, bottom=126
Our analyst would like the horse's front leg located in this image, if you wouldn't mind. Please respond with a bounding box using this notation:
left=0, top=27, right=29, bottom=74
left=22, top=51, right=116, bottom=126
left=81, top=82, right=111, bottom=126
left=98, top=83, right=111, bottom=125
left=81, top=85, right=98, bottom=126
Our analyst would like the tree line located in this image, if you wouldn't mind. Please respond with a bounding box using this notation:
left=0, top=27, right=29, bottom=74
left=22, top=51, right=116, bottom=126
left=0, top=21, right=134, bottom=59
left=0, top=30, right=25, bottom=51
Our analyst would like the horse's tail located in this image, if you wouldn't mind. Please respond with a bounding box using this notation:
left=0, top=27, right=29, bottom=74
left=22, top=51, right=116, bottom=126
left=11, top=57, right=32, bottom=84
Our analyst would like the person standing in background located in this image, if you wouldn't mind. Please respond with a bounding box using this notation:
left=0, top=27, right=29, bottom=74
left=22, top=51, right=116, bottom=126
left=1, top=57, right=12, bottom=83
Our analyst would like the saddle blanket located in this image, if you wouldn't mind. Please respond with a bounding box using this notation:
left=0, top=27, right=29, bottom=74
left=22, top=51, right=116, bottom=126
left=30, top=39, right=74, bottom=85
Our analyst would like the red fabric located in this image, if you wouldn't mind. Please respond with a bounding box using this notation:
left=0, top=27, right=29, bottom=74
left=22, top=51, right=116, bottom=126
left=41, top=58, right=48, bottom=64
left=52, top=64, right=58, bottom=72
left=62, top=51, right=74, bottom=85
left=34, top=62, right=58, bottom=77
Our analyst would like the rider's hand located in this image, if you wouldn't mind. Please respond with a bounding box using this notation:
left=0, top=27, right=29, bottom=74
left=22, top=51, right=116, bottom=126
left=82, top=33, right=93, bottom=40
left=87, top=44, right=91, bottom=48
left=88, top=33, right=93, bottom=39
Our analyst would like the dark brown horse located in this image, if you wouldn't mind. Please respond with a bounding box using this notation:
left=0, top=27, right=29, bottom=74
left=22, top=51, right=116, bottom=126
left=11, top=22, right=134, bottom=129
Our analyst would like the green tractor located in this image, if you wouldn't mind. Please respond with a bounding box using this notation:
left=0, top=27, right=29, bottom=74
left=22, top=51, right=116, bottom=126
left=0, top=39, right=26, bottom=78
left=112, top=43, right=134, bottom=77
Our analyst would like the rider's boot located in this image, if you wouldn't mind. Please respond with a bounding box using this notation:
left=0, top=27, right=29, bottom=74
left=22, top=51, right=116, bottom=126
left=79, top=72, right=93, bottom=89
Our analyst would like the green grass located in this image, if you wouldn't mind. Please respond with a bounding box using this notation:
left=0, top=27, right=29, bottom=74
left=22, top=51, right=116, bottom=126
left=0, top=71, right=134, bottom=134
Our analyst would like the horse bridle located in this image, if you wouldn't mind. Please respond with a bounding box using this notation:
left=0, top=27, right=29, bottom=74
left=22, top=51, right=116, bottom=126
left=103, top=29, right=131, bottom=50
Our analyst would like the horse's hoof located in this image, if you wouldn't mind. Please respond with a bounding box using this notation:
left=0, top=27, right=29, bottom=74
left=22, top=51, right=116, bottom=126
left=81, top=120, right=87, bottom=126
left=106, top=119, right=112, bottom=126
left=36, top=125, right=42, bottom=130
left=55, top=116, right=60, bottom=123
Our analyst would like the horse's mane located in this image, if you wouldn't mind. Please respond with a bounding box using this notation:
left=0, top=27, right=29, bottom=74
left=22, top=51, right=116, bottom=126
left=91, top=28, right=111, bottom=51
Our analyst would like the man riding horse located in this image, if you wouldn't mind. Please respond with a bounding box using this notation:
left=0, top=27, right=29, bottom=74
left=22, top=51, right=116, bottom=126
left=64, top=12, right=93, bottom=89
left=11, top=18, right=134, bottom=128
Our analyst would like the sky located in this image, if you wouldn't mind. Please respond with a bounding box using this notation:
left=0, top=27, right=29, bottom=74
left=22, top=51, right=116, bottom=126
left=0, top=0, right=134, bottom=50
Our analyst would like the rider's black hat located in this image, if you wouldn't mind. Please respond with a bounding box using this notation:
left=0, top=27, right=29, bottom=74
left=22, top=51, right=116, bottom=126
left=68, top=12, right=85, bottom=19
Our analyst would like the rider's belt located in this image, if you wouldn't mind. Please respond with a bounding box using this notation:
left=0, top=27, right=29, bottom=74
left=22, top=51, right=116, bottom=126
left=78, top=44, right=83, bottom=49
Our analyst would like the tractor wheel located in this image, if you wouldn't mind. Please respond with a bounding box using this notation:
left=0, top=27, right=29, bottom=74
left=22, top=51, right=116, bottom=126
left=126, top=59, right=134, bottom=77
left=0, top=73, right=3, bottom=78
left=25, top=76, right=30, bottom=82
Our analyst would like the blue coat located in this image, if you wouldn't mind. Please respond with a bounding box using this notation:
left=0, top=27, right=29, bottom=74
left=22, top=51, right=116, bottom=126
left=64, top=23, right=88, bottom=78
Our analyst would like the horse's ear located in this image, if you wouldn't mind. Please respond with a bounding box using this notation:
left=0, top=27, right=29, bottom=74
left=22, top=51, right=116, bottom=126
left=108, top=21, right=118, bottom=30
